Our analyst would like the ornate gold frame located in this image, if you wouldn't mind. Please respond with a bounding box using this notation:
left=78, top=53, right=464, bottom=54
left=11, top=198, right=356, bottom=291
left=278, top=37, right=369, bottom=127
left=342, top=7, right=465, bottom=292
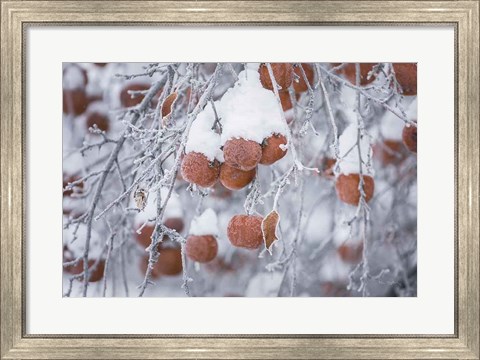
left=1, top=1, right=479, bottom=358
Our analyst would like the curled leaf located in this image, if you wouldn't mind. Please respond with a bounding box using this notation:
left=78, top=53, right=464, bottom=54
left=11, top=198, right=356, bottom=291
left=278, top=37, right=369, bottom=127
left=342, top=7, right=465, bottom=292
left=262, top=210, right=280, bottom=254
left=161, top=92, right=178, bottom=127
left=134, top=187, right=148, bottom=211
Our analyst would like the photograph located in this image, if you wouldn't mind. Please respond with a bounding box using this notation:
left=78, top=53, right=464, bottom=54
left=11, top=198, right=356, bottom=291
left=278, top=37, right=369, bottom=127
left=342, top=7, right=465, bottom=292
left=62, top=62, right=418, bottom=298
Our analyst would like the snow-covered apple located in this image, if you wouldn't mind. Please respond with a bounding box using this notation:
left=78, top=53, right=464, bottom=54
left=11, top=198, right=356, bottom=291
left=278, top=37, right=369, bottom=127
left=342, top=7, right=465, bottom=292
left=260, top=134, right=288, bottom=165
left=402, top=124, right=417, bottom=153
left=259, top=63, right=294, bottom=91
left=135, top=224, right=155, bottom=248
left=186, top=235, right=218, bottom=263
left=86, top=111, right=110, bottom=132
left=120, top=83, right=150, bottom=108
left=279, top=90, right=293, bottom=111
left=181, top=152, right=220, bottom=188
left=393, top=63, right=417, bottom=96
left=139, top=244, right=183, bottom=277
left=223, top=138, right=262, bottom=171
left=136, top=219, right=183, bottom=249
left=219, top=163, right=256, bottom=190
left=373, top=140, right=408, bottom=166
left=156, top=246, right=183, bottom=276
left=63, top=89, right=89, bottom=116
left=227, top=214, right=264, bottom=249
left=335, top=173, right=375, bottom=205
left=337, top=242, right=364, bottom=264
left=186, top=209, right=219, bottom=263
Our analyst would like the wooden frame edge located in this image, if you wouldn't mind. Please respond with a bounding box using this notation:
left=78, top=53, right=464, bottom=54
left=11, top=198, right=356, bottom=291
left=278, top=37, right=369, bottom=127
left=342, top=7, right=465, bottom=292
left=1, top=1, right=478, bottom=359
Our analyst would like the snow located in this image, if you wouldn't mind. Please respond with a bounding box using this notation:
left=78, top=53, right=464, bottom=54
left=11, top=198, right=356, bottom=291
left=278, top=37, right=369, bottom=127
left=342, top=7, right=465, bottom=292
left=245, top=63, right=260, bottom=71
left=245, top=271, right=283, bottom=297
left=185, top=103, right=223, bottom=162
left=214, top=210, right=237, bottom=258
left=339, top=86, right=357, bottom=115
left=63, top=224, right=104, bottom=259
left=368, top=179, right=395, bottom=218
left=337, top=123, right=374, bottom=176
left=405, top=96, right=417, bottom=121
left=62, top=151, right=85, bottom=175
left=134, top=187, right=183, bottom=225
left=189, top=208, right=219, bottom=236
left=284, top=108, right=295, bottom=123
left=379, top=108, right=406, bottom=141
left=86, top=100, right=109, bottom=115
left=319, top=254, right=351, bottom=282
left=108, top=81, right=128, bottom=110
left=160, top=188, right=183, bottom=218
left=218, top=68, right=288, bottom=145
left=187, top=66, right=288, bottom=161
left=63, top=65, right=85, bottom=90
left=82, top=64, right=105, bottom=97
left=379, top=96, right=417, bottom=140
left=304, top=204, right=333, bottom=245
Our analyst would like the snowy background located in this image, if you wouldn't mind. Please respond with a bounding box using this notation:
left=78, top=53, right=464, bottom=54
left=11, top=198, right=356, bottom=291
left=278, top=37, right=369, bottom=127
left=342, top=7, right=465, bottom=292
left=62, top=63, right=417, bottom=297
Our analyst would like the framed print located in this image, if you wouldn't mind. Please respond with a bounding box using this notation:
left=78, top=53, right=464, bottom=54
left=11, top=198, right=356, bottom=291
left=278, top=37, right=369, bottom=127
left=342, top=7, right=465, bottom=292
left=60, top=61, right=421, bottom=299
left=1, top=1, right=479, bottom=359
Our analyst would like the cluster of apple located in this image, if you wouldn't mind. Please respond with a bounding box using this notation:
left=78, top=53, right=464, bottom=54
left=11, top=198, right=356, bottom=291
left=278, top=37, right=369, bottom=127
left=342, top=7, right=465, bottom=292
left=180, top=146, right=278, bottom=252
left=323, top=63, right=417, bottom=208
left=328, top=63, right=417, bottom=281
left=180, top=133, right=289, bottom=191
left=62, top=63, right=110, bottom=132
left=135, top=209, right=220, bottom=272
left=223, top=64, right=316, bottom=250
left=337, top=62, right=418, bottom=155
left=180, top=63, right=315, bottom=190
left=179, top=134, right=288, bottom=191
left=258, top=63, right=315, bottom=112
left=179, top=63, right=314, bottom=252
left=178, top=63, right=417, bottom=257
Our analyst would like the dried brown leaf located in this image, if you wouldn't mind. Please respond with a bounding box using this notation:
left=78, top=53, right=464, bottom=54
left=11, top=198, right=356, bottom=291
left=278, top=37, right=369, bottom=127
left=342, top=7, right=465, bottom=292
left=134, top=188, right=148, bottom=211
left=262, top=210, right=280, bottom=254
left=161, top=92, right=178, bottom=126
